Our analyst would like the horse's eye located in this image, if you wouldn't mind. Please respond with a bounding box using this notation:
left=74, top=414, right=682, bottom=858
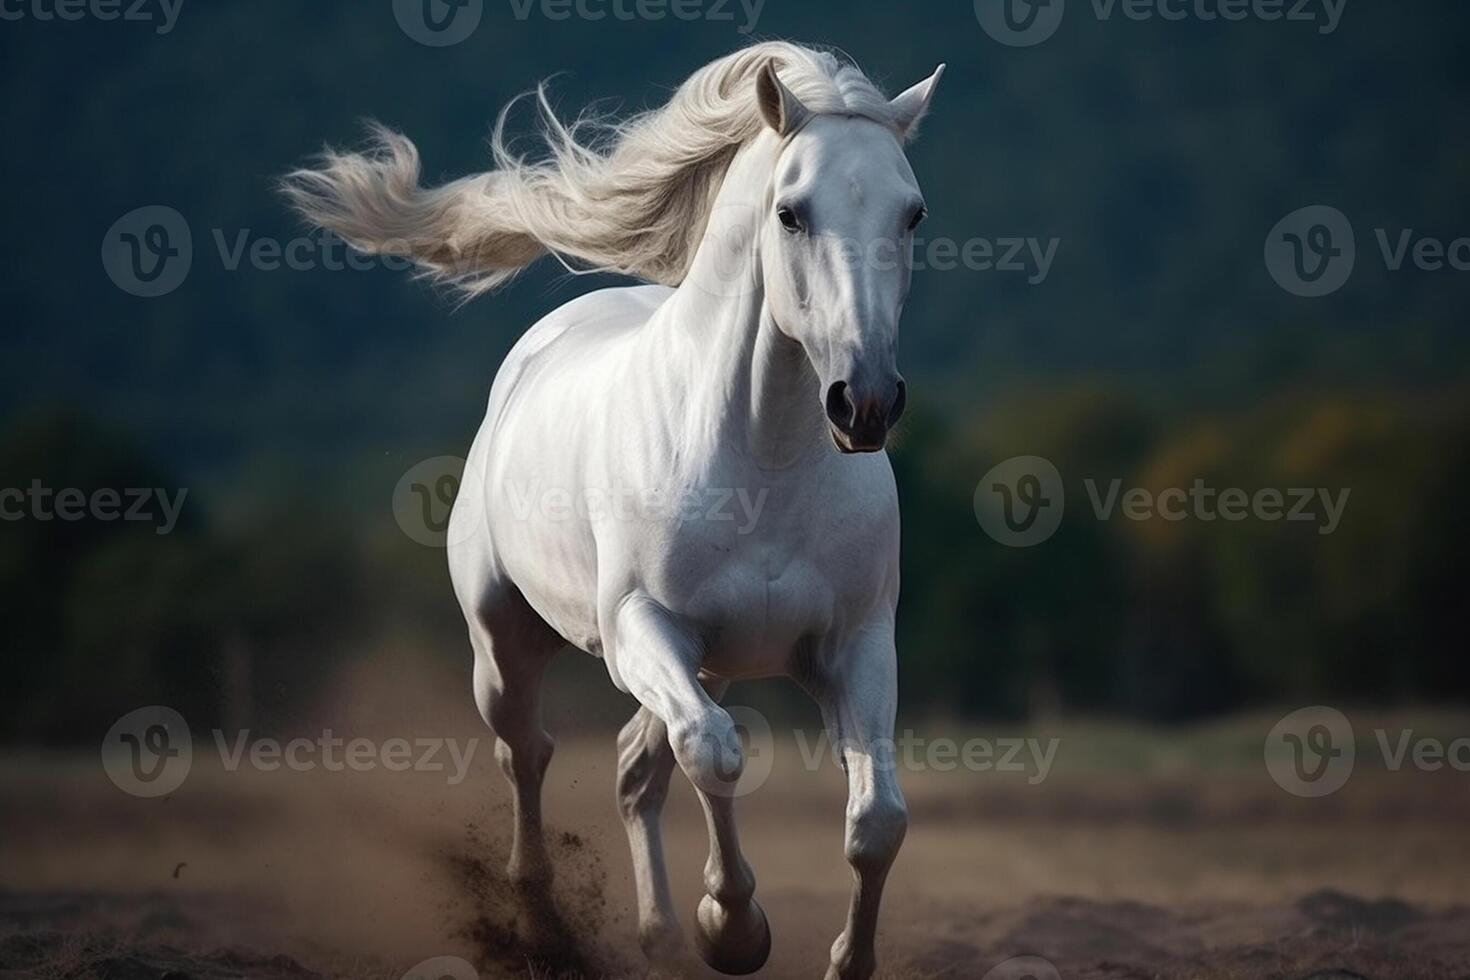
left=776, top=205, right=803, bottom=233
left=907, top=206, right=928, bottom=232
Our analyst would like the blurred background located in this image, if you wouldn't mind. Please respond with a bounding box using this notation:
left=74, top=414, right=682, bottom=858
left=2, top=3, right=1469, bottom=978
left=2, top=1, right=1466, bottom=736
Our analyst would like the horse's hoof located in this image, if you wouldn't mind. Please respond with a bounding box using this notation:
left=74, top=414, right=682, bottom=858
left=694, top=893, right=771, bottom=975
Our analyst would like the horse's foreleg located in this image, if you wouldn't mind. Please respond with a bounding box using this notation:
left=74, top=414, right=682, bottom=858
left=612, top=597, right=771, bottom=974
left=687, top=675, right=770, bottom=976
left=808, top=624, right=908, bottom=980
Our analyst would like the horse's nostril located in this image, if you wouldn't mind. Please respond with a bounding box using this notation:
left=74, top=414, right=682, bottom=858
left=825, top=381, right=854, bottom=430
left=888, top=379, right=907, bottom=427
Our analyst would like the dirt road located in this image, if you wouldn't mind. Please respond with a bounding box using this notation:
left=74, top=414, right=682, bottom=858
left=4, top=707, right=1469, bottom=979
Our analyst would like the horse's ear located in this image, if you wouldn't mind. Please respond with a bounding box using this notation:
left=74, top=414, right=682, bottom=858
left=889, top=64, right=946, bottom=141
left=756, top=61, right=811, bottom=136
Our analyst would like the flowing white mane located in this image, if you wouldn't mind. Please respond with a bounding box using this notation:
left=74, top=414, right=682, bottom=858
left=282, top=42, right=908, bottom=297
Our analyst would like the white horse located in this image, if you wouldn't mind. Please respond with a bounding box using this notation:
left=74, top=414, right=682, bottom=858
left=285, top=42, right=942, bottom=980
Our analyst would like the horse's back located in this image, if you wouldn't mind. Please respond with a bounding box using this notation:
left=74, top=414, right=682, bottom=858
left=449, top=283, right=673, bottom=650
left=488, top=283, right=673, bottom=426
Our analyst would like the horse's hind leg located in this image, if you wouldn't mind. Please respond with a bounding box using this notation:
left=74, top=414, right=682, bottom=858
left=615, top=706, right=683, bottom=963
left=467, top=582, right=564, bottom=894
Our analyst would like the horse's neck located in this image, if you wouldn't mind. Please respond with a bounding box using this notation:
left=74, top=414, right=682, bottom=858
left=658, top=142, right=828, bottom=471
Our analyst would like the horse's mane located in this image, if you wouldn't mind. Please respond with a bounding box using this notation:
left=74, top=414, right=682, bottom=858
left=282, top=42, right=905, bottom=298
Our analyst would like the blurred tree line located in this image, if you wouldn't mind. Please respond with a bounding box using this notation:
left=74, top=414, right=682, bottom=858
left=3, top=387, right=1466, bottom=742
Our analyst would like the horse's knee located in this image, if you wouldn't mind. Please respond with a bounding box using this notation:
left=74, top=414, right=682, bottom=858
left=616, top=712, right=673, bottom=821
left=494, top=729, right=553, bottom=785
left=845, top=792, right=908, bottom=876
left=669, top=707, right=743, bottom=798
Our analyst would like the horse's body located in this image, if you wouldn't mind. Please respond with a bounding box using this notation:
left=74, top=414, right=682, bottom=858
left=287, top=42, right=942, bottom=980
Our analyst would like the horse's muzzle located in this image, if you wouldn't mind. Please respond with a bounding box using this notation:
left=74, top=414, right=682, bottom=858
left=825, top=377, right=906, bottom=453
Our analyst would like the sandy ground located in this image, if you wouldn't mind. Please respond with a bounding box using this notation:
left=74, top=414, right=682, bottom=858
left=3, top=687, right=1470, bottom=980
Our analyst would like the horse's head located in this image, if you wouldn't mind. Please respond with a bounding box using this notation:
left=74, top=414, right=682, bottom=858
left=755, top=62, right=944, bottom=454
